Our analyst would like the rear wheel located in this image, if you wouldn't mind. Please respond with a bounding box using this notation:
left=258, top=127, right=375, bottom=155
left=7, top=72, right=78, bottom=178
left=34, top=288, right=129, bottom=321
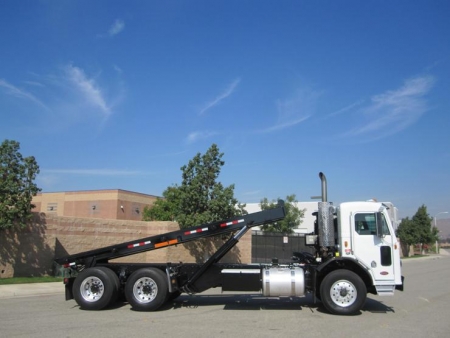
left=125, top=268, right=168, bottom=311
left=319, top=269, right=366, bottom=315
left=73, top=267, right=119, bottom=310
left=103, top=267, right=120, bottom=306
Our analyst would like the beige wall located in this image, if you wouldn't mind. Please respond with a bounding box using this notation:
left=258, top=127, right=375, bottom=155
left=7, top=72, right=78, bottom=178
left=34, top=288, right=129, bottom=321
left=0, top=213, right=251, bottom=278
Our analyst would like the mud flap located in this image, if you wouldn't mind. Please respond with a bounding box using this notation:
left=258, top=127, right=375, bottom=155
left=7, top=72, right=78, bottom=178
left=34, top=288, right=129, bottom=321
left=395, top=276, right=405, bottom=291
left=64, top=278, right=75, bottom=300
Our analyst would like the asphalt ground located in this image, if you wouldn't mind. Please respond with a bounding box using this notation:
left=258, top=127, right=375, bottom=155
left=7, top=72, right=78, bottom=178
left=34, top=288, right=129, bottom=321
left=1, top=252, right=450, bottom=338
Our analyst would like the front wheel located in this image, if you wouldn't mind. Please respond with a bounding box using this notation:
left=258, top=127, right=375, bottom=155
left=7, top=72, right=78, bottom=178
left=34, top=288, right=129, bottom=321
left=125, top=268, right=168, bottom=311
left=319, top=269, right=367, bottom=315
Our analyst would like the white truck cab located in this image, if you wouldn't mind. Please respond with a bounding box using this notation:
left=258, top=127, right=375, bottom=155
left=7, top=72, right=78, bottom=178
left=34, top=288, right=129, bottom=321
left=337, top=202, right=403, bottom=295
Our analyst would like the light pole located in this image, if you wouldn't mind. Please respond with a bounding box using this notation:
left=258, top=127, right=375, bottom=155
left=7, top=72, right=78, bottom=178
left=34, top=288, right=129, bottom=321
left=434, top=211, right=449, bottom=254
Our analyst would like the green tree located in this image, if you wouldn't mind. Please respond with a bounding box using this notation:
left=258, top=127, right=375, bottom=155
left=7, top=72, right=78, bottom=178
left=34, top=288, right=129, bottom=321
left=0, top=140, right=41, bottom=230
left=412, top=205, right=436, bottom=245
left=143, top=186, right=181, bottom=221
left=259, top=194, right=304, bottom=234
left=143, top=144, right=245, bottom=228
left=396, top=205, right=438, bottom=255
left=396, top=217, right=418, bottom=246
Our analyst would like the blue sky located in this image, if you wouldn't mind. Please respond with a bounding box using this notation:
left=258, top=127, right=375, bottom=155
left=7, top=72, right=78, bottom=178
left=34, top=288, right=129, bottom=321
left=1, top=1, right=450, bottom=219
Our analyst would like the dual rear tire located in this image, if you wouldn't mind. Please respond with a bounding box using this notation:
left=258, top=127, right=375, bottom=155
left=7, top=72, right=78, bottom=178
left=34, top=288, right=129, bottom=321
left=125, top=268, right=168, bottom=311
left=73, top=267, right=169, bottom=311
left=73, top=267, right=120, bottom=310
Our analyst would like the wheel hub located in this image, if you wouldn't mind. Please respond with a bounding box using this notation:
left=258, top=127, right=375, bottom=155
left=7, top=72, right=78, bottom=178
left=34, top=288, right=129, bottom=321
left=142, top=284, right=152, bottom=295
left=339, top=288, right=348, bottom=297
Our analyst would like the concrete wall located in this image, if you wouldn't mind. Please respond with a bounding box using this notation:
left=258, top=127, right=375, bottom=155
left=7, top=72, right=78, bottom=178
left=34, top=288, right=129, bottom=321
left=0, top=213, right=251, bottom=278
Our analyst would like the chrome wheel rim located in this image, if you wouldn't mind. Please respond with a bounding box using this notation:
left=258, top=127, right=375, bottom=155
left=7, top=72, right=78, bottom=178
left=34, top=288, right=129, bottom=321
left=132, top=277, right=158, bottom=303
left=329, top=279, right=357, bottom=307
left=80, top=276, right=105, bottom=302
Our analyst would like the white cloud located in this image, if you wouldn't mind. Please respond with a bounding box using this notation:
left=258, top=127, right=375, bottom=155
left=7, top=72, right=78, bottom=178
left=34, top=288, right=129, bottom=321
left=343, top=76, right=435, bottom=139
left=325, top=100, right=364, bottom=119
left=113, top=64, right=123, bottom=74
left=256, top=87, right=319, bottom=134
left=1, top=64, right=124, bottom=131
left=257, top=116, right=310, bottom=134
left=108, top=19, right=125, bottom=36
left=199, top=78, right=241, bottom=115
left=185, top=131, right=218, bottom=144
left=23, top=80, right=44, bottom=88
left=0, top=79, right=50, bottom=111
left=64, top=64, right=111, bottom=117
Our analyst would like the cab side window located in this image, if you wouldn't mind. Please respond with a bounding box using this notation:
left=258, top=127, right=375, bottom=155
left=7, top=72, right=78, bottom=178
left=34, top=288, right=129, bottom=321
left=355, top=213, right=391, bottom=235
left=355, top=213, right=376, bottom=235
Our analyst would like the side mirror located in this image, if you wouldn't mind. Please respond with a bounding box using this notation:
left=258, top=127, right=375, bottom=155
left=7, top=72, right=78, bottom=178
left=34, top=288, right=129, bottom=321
left=376, top=212, right=385, bottom=238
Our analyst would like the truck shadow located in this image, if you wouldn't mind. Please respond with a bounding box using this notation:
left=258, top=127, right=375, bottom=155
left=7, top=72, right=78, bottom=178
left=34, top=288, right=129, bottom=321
left=164, top=293, right=395, bottom=314
left=169, top=293, right=316, bottom=311
left=362, top=297, right=395, bottom=314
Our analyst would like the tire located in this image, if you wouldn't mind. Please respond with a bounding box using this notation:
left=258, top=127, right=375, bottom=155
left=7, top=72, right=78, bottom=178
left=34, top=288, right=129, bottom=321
left=103, top=267, right=121, bottom=306
left=319, top=269, right=366, bottom=315
left=125, top=268, right=168, bottom=311
left=73, top=267, right=119, bottom=310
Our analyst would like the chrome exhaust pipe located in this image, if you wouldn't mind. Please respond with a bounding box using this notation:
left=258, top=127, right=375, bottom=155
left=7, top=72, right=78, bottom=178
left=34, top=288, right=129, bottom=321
left=319, top=172, right=327, bottom=202
left=318, top=172, right=334, bottom=247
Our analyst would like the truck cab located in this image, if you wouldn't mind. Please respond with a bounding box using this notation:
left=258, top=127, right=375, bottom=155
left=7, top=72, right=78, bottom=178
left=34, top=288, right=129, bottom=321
left=337, top=202, right=403, bottom=295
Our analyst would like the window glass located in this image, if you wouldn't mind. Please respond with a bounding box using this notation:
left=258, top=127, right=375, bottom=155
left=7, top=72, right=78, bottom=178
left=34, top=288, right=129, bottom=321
left=355, top=213, right=376, bottom=235
left=355, top=213, right=390, bottom=235
left=381, top=214, right=391, bottom=235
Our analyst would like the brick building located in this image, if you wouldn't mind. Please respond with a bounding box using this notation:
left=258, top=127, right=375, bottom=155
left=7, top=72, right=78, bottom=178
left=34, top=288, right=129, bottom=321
left=32, top=189, right=158, bottom=221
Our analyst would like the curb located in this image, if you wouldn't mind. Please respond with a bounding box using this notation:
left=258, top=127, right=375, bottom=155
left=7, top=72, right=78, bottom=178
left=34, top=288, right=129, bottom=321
left=0, top=282, right=64, bottom=299
left=401, top=253, right=449, bottom=263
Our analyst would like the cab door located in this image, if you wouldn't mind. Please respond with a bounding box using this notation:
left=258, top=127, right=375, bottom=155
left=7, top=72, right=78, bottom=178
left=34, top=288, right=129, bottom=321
left=352, top=212, right=395, bottom=282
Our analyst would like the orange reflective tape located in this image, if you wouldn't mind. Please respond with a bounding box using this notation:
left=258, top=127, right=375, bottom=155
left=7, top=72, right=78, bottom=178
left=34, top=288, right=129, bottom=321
left=155, top=239, right=178, bottom=248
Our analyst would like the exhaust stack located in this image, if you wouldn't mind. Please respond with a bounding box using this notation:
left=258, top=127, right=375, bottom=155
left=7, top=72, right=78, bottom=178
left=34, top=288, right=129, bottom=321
left=317, top=172, right=335, bottom=247
left=319, top=172, right=327, bottom=202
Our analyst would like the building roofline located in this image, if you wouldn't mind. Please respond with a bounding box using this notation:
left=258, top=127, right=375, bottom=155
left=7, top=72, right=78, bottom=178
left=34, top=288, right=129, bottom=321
left=35, top=189, right=161, bottom=198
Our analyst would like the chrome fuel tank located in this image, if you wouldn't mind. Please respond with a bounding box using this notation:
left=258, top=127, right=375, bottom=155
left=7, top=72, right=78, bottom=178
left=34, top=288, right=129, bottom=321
left=262, top=267, right=305, bottom=297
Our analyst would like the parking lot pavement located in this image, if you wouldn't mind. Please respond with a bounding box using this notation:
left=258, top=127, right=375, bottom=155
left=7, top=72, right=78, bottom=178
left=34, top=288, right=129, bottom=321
left=0, top=282, right=64, bottom=299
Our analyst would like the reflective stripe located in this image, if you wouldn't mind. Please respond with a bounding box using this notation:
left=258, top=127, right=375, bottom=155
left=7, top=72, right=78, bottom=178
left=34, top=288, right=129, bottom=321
left=127, top=240, right=151, bottom=249
left=184, top=227, right=209, bottom=235
left=220, top=219, right=244, bottom=227
left=155, top=239, right=178, bottom=248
